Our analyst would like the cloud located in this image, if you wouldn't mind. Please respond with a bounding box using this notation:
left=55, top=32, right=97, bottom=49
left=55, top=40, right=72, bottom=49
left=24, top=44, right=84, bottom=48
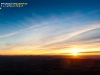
left=0, top=13, right=100, bottom=55
left=41, top=23, right=100, bottom=46
left=87, top=10, right=100, bottom=14
left=1, top=22, right=100, bottom=53
left=0, top=15, right=59, bottom=39
left=0, top=22, right=47, bottom=39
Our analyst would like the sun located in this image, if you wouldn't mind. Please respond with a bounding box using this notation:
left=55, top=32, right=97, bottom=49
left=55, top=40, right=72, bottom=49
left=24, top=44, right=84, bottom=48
left=70, top=48, right=80, bottom=56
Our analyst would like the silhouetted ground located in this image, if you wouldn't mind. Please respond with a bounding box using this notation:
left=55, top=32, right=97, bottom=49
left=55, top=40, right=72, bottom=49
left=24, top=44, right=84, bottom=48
left=0, top=56, right=100, bottom=75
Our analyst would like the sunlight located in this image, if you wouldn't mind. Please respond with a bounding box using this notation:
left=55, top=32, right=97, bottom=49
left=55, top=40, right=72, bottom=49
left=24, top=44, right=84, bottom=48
left=70, top=48, right=80, bottom=56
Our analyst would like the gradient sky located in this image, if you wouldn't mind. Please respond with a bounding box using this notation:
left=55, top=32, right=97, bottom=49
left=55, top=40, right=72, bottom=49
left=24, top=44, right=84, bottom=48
left=0, top=0, right=100, bottom=56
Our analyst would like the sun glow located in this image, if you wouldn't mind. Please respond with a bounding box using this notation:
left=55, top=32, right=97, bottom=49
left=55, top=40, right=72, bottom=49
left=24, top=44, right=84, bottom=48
left=70, top=48, right=80, bottom=56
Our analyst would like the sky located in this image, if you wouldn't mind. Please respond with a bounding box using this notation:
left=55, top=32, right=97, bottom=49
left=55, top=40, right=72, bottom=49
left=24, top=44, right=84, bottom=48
left=0, top=0, right=100, bottom=56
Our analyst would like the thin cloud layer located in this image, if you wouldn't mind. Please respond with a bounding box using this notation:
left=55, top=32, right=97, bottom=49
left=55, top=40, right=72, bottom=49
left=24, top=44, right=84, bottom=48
left=0, top=1, right=100, bottom=56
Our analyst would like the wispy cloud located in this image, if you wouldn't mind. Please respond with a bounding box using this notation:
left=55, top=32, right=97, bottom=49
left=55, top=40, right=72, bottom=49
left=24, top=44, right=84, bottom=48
left=0, top=22, right=48, bottom=39
left=41, top=23, right=100, bottom=46
left=87, top=10, right=100, bottom=14
left=1, top=22, right=100, bottom=54
left=0, top=13, right=100, bottom=55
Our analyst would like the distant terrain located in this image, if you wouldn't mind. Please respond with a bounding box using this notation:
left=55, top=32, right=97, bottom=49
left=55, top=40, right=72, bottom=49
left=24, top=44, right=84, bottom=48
left=0, top=56, right=100, bottom=75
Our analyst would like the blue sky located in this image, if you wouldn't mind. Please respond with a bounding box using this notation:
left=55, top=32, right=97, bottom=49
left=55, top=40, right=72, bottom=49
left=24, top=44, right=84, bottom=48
left=0, top=0, right=100, bottom=55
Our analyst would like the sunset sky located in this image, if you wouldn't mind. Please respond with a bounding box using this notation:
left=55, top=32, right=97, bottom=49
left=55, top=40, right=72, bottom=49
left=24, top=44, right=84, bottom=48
left=0, top=0, right=100, bottom=56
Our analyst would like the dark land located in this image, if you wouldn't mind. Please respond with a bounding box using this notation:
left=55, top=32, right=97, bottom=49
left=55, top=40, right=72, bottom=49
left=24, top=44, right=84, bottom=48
left=0, top=55, right=100, bottom=75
